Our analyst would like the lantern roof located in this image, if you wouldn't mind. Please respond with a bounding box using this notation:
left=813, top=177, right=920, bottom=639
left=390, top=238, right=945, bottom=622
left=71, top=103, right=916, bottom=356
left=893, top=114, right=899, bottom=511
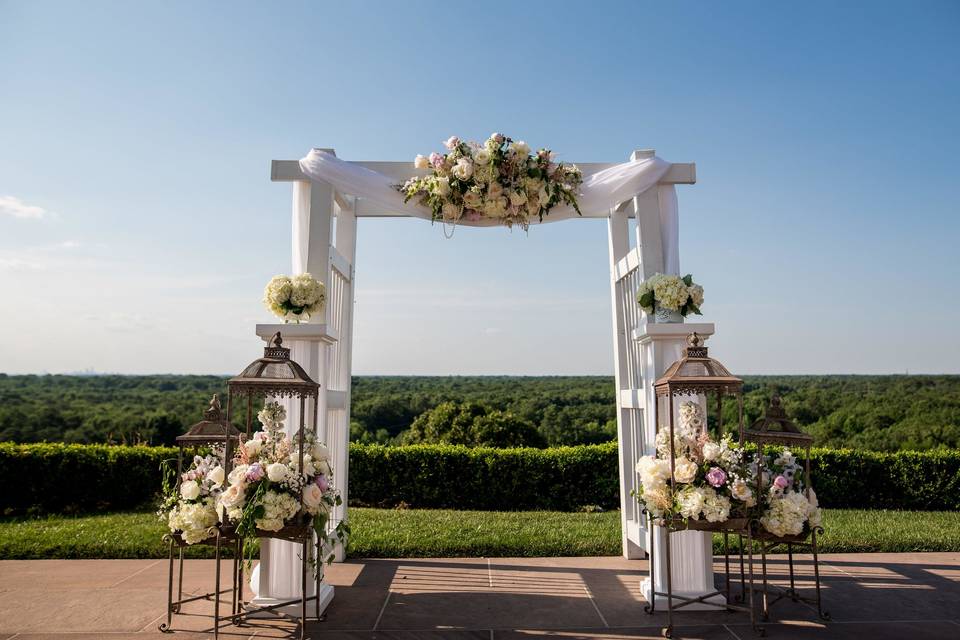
left=654, top=332, right=742, bottom=395
left=227, top=332, right=319, bottom=398
left=176, top=394, right=241, bottom=444
left=744, top=395, right=814, bottom=446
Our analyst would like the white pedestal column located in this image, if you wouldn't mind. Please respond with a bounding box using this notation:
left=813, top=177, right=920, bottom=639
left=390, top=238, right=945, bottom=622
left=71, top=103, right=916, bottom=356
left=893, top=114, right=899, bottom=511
left=634, top=321, right=725, bottom=609
left=247, top=323, right=338, bottom=617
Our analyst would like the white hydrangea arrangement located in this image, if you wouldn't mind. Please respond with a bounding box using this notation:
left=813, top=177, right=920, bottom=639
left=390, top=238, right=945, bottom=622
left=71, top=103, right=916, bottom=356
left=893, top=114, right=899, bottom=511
left=397, top=133, right=584, bottom=230
left=159, top=453, right=227, bottom=544
left=263, top=273, right=325, bottom=323
left=757, top=449, right=822, bottom=537
left=636, top=273, right=704, bottom=317
left=218, top=401, right=347, bottom=561
left=634, top=401, right=754, bottom=526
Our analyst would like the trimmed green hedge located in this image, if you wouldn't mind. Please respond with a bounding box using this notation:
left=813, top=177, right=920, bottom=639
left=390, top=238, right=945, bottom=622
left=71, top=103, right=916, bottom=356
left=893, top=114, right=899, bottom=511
left=2, top=442, right=958, bottom=515
left=0, top=443, right=177, bottom=515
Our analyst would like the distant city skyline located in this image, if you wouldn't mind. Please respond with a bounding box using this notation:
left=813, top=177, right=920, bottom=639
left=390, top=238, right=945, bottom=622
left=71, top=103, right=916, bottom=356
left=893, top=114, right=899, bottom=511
left=1, top=1, right=958, bottom=375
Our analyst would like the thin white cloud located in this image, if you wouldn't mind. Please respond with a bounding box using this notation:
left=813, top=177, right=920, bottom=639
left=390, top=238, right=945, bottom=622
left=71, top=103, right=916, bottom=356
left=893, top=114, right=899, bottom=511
left=0, top=195, right=47, bottom=219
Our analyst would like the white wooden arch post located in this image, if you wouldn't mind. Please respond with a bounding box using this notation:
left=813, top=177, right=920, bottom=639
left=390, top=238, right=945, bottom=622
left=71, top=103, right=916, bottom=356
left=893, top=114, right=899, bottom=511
left=261, top=147, right=719, bottom=613
left=246, top=150, right=356, bottom=617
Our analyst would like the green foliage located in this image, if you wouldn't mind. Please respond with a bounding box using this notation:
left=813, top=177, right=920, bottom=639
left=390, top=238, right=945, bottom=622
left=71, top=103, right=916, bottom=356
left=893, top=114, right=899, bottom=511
left=349, top=442, right=618, bottom=510
left=2, top=374, right=958, bottom=451
left=349, top=443, right=960, bottom=512
left=3, top=442, right=960, bottom=515
left=0, top=442, right=176, bottom=515
left=400, top=401, right=546, bottom=448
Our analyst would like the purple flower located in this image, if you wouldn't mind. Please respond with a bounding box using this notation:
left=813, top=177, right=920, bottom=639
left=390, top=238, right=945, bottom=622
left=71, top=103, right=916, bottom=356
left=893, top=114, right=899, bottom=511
left=246, top=462, right=265, bottom=482
left=429, top=152, right=444, bottom=169
left=773, top=475, right=789, bottom=490
left=706, top=466, right=727, bottom=488
left=315, top=474, right=329, bottom=492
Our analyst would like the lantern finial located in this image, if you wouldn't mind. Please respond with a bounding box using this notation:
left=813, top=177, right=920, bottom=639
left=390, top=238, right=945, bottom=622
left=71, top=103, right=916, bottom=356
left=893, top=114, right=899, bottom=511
left=202, top=394, right=224, bottom=422
left=271, top=331, right=283, bottom=348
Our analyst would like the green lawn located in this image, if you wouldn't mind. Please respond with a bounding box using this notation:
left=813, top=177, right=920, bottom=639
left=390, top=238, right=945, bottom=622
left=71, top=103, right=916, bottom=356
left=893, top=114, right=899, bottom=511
left=1, top=508, right=958, bottom=560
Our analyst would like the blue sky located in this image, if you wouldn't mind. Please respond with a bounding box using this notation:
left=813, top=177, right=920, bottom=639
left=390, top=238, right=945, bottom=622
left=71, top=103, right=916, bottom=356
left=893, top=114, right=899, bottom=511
left=1, top=1, right=958, bottom=375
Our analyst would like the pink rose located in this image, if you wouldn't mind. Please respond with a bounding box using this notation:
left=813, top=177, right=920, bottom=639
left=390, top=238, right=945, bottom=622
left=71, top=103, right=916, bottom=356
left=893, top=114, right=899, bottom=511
left=429, top=152, right=444, bottom=169
left=706, top=467, right=727, bottom=488
left=773, top=475, right=789, bottom=490
left=443, top=136, right=460, bottom=150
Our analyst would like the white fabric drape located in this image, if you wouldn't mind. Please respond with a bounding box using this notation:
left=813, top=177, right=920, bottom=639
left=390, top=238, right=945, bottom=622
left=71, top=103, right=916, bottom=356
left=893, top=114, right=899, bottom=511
left=297, top=148, right=680, bottom=274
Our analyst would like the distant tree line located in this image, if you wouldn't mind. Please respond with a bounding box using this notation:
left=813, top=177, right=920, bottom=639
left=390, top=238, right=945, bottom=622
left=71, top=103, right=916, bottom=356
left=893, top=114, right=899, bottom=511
left=0, top=373, right=957, bottom=451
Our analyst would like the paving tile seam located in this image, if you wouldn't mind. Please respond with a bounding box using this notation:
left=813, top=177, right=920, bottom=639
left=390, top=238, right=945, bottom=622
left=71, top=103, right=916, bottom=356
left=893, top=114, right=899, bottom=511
left=371, top=589, right=391, bottom=631
left=107, top=559, right=163, bottom=589
left=723, top=623, right=746, bottom=640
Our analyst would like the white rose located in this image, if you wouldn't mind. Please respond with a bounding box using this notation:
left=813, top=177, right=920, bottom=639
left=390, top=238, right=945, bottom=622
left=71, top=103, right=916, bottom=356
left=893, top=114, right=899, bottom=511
left=673, top=456, right=698, bottom=484
left=452, top=158, right=473, bottom=180
left=474, top=148, right=491, bottom=165
left=702, top=442, right=721, bottom=462
left=442, top=202, right=462, bottom=220
left=206, top=466, right=225, bottom=487
left=180, top=480, right=201, bottom=501
left=303, top=483, right=323, bottom=510
left=227, top=464, right=249, bottom=486
left=244, top=439, right=262, bottom=457
left=267, top=462, right=288, bottom=483
left=414, top=154, right=430, bottom=169
left=435, top=176, right=451, bottom=196
left=463, top=190, right=482, bottom=209
left=509, top=190, right=527, bottom=208
left=219, top=483, right=245, bottom=509
left=731, top=479, right=754, bottom=503
left=311, top=442, right=330, bottom=461
left=510, top=140, right=530, bottom=157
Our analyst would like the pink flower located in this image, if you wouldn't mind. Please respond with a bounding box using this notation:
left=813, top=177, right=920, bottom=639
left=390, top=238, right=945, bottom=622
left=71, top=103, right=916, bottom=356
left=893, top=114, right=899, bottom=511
left=315, top=474, right=329, bottom=492
left=773, top=475, right=789, bottom=490
left=464, top=209, right=481, bottom=222
left=443, top=136, right=460, bottom=150
left=706, top=467, right=727, bottom=488
left=245, top=462, right=265, bottom=482
left=429, top=152, right=444, bottom=169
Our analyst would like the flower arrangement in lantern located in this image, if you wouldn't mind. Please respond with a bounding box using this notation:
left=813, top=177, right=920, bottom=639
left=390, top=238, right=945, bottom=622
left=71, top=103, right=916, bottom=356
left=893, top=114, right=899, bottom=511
left=638, top=332, right=761, bottom=638
left=222, top=331, right=347, bottom=639
left=157, top=394, right=241, bottom=634
left=218, top=400, right=343, bottom=547
left=745, top=395, right=829, bottom=621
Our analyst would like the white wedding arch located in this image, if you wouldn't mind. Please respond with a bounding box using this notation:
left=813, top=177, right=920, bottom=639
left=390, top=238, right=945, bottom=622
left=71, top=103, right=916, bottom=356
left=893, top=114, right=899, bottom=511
left=252, top=147, right=720, bottom=614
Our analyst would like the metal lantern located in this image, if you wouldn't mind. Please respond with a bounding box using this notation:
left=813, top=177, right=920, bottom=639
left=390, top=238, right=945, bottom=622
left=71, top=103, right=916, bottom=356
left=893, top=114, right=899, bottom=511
left=225, top=331, right=324, bottom=640
left=646, top=332, right=759, bottom=637
left=160, top=395, right=242, bottom=634
left=744, top=396, right=830, bottom=621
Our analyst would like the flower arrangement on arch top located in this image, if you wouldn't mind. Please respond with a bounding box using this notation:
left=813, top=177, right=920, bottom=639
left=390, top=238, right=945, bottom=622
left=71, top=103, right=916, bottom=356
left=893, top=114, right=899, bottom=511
left=636, top=273, right=704, bottom=317
left=263, top=273, right=325, bottom=323
left=633, top=401, right=755, bottom=526
left=397, top=133, right=584, bottom=230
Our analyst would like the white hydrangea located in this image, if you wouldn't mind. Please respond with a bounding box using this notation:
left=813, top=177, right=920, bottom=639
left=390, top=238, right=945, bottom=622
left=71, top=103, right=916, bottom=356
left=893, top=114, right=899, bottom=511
left=168, top=498, right=218, bottom=544
left=256, top=490, right=299, bottom=531
left=761, top=490, right=815, bottom=537
left=701, top=487, right=731, bottom=523
left=677, top=486, right=706, bottom=520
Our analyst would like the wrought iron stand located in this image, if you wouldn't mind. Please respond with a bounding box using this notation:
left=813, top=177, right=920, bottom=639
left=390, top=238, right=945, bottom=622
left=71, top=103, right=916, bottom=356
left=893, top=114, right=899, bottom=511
left=159, top=529, right=242, bottom=636
left=645, top=516, right=763, bottom=638
left=229, top=523, right=325, bottom=640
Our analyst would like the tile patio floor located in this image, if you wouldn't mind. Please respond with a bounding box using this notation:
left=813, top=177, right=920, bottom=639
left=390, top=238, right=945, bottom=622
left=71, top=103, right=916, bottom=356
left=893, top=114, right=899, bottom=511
left=1, top=553, right=958, bottom=639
